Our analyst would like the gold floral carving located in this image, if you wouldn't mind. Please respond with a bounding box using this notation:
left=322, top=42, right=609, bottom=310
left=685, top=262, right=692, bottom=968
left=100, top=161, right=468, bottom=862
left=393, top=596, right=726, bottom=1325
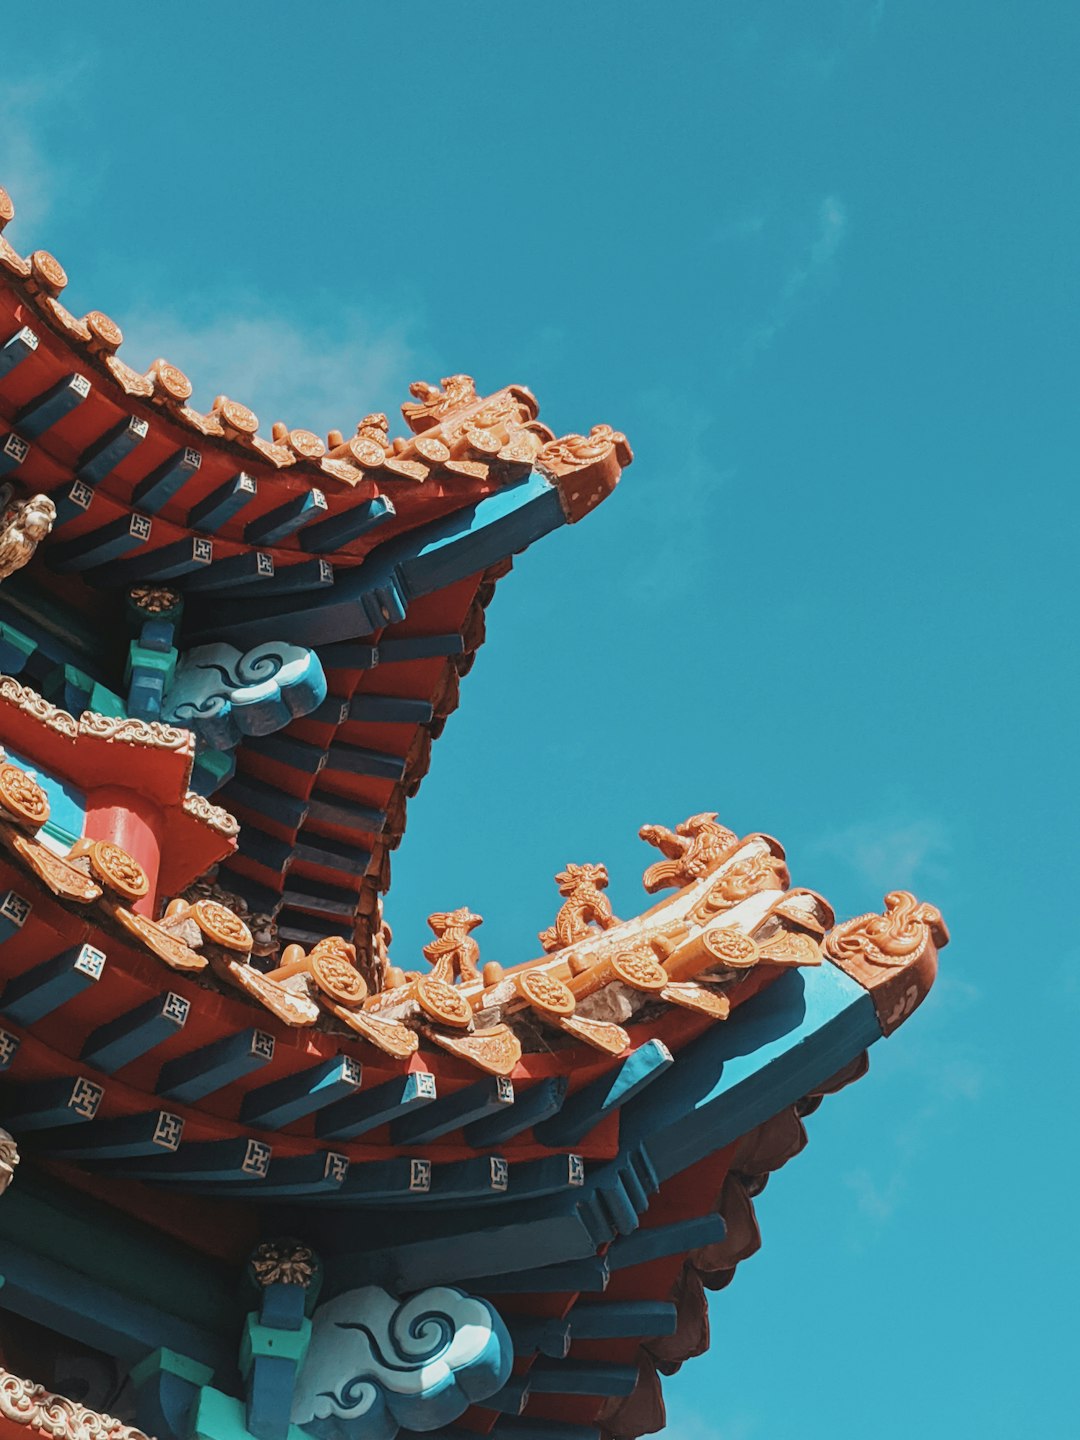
left=0, top=1366, right=152, bottom=1440
left=329, top=1003, right=419, bottom=1058
left=701, top=928, right=760, bottom=969
left=309, top=937, right=368, bottom=1006
left=537, top=424, right=632, bottom=472
left=249, top=1239, right=318, bottom=1288
left=0, top=679, right=78, bottom=737
left=0, top=495, right=57, bottom=583
left=639, top=813, right=740, bottom=894
left=825, top=891, right=948, bottom=969
left=77, top=713, right=193, bottom=753
left=7, top=833, right=101, bottom=902
left=539, top=863, right=618, bottom=953
left=758, top=930, right=823, bottom=968
left=129, top=584, right=182, bottom=616
left=88, top=842, right=149, bottom=900
left=180, top=872, right=277, bottom=956
left=226, top=961, right=319, bottom=1027
left=191, top=898, right=254, bottom=953
left=416, top=975, right=473, bottom=1030
left=112, top=909, right=207, bottom=972
left=687, top=852, right=787, bottom=925
left=181, top=791, right=240, bottom=838
left=556, top=1014, right=631, bottom=1056
left=0, top=764, right=49, bottom=831
left=517, top=968, right=577, bottom=1019
left=610, top=947, right=669, bottom=993
left=659, top=981, right=732, bottom=1019
left=28, top=250, right=67, bottom=295
left=422, top=908, right=483, bottom=984
left=424, top=1021, right=521, bottom=1077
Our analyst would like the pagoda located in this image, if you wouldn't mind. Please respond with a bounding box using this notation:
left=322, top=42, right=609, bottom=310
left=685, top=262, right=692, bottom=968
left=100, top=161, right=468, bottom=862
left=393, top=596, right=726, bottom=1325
left=0, top=182, right=947, bottom=1440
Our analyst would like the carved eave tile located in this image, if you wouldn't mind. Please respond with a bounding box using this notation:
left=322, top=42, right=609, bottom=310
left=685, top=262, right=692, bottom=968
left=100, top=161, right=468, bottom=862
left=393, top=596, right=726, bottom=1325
left=824, top=890, right=948, bottom=1035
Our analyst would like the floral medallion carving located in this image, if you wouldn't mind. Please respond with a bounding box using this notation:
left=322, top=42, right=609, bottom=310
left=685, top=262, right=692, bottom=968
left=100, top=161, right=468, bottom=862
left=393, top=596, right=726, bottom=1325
left=416, top=975, right=473, bottom=1029
left=518, top=968, right=577, bottom=1018
left=701, top=928, right=760, bottom=969
left=249, top=1238, right=320, bottom=1289
left=87, top=842, right=149, bottom=900
left=0, top=764, right=49, bottom=832
left=309, top=937, right=368, bottom=1006
left=191, top=898, right=254, bottom=953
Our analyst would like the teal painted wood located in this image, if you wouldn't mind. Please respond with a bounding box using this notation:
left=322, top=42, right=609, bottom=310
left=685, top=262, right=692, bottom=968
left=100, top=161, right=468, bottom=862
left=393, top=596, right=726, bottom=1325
left=30, top=1109, right=184, bottom=1159
left=0, top=618, right=35, bottom=674
left=0, top=1239, right=229, bottom=1371
left=465, top=1076, right=568, bottom=1147
left=378, top=634, right=465, bottom=664
left=0, top=943, right=105, bottom=1025
left=323, top=740, right=405, bottom=781
left=292, top=831, right=371, bottom=878
left=0, top=748, right=85, bottom=854
left=0, top=431, right=30, bottom=476
left=76, top=415, right=148, bottom=483
left=0, top=889, right=31, bottom=945
left=51, top=475, right=95, bottom=526
left=319, top=1157, right=432, bottom=1202
left=465, top=1154, right=585, bottom=1205
left=0, top=1074, right=103, bottom=1130
left=304, top=791, right=387, bottom=835
left=391, top=1076, right=513, bottom=1145
left=223, top=775, right=311, bottom=829
left=534, top=1039, right=674, bottom=1149
left=488, top=1423, right=600, bottom=1440
left=245, top=490, right=329, bottom=545
left=81, top=991, right=190, bottom=1073
left=156, top=1027, right=275, bottom=1103
left=0, top=1026, right=20, bottom=1070
left=483, top=1376, right=531, bottom=1415
left=130, top=1348, right=215, bottom=1440
left=622, top=963, right=881, bottom=1182
left=281, top=880, right=361, bottom=922
left=0, top=325, right=38, bottom=378
left=299, top=496, right=396, bottom=552
left=595, top=1174, right=640, bottom=1237
left=608, top=1214, right=725, bottom=1271
left=460, top=1255, right=610, bottom=1296
left=184, top=550, right=275, bottom=591
left=48, top=512, right=153, bottom=572
left=185, top=469, right=561, bottom=651
left=527, top=1360, right=638, bottom=1398
left=240, top=559, right=335, bottom=597
left=188, top=472, right=259, bottom=534
left=102, top=535, right=214, bottom=585
left=317, top=641, right=378, bottom=670
left=316, top=1072, right=437, bottom=1141
left=241, top=1057, right=364, bottom=1128
left=189, top=1151, right=349, bottom=1199
left=15, top=372, right=90, bottom=436
left=246, top=732, right=328, bottom=774
left=90, top=1135, right=272, bottom=1183
left=348, top=694, right=433, bottom=725
left=132, top=446, right=202, bottom=512
left=246, top=1354, right=300, bottom=1440
left=418, top=1156, right=509, bottom=1202
left=505, top=1316, right=571, bottom=1359
left=567, top=1300, right=677, bottom=1341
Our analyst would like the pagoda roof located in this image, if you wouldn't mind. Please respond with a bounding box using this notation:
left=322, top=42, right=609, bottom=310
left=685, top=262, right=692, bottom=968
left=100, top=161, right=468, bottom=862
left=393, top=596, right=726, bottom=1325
left=0, top=182, right=631, bottom=943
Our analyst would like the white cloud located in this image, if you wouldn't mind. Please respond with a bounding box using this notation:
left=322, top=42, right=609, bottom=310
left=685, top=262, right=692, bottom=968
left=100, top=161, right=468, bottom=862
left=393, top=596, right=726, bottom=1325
left=0, top=59, right=98, bottom=237
left=117, top=303, right=422, bottom=440
left=744, top=195, right=848, bottom=358
left=812, top=815, right=949, bottom=893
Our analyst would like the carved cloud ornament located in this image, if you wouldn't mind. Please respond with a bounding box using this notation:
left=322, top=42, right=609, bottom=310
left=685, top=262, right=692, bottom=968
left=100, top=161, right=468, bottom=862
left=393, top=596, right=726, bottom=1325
left=162, top=640, right=328, bottom=750
left=291, top=1285, right=512, bottom=1440
left=0, top=1128, right=18, bottom=1194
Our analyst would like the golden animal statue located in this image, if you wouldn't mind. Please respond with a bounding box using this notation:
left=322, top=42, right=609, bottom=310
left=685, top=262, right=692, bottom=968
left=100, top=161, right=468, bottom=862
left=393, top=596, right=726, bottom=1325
left=423, top=907, right=484, bottom=984
left=639, top=812, right=739, bottom=893
left=0, top=492, right=56, bottom=583
left=539, top=862, right=619, bottom=953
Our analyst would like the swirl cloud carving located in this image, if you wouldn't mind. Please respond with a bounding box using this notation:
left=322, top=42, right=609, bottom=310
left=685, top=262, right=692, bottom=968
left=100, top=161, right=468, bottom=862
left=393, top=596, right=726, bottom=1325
left=291, top=1285, right=511, bottom=1439
left=162, top=640, right=327, bottom=750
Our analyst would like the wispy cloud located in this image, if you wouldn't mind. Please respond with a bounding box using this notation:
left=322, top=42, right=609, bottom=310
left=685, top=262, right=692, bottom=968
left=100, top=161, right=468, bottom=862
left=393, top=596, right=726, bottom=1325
left=0, top=58, right=99, bottom=236
left=812, top=814, right=950, bottom=893
left=743, top=195, right=848, bottom=359
left=117, top=303, right=422, bottom=440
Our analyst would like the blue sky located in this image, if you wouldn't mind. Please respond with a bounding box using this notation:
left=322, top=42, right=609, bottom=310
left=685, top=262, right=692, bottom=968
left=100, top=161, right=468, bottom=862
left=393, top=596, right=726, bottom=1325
left=2, top=2, right=1076, bottom=1434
